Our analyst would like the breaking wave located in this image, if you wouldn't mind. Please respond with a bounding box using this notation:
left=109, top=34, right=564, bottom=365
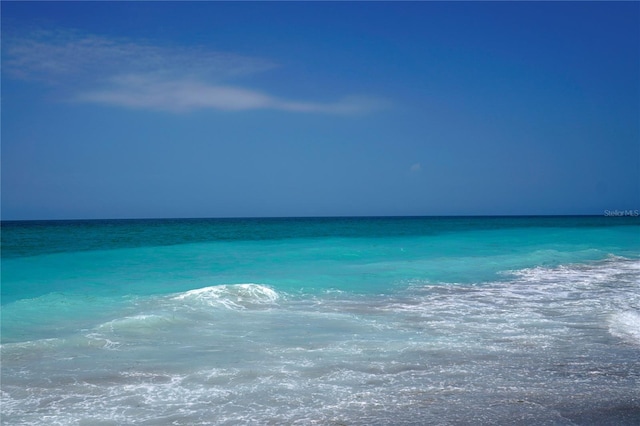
left=171, top=283, right=280, bottom=310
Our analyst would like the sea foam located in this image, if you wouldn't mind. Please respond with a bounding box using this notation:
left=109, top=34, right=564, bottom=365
left=609, top=311, right=640, bottom=345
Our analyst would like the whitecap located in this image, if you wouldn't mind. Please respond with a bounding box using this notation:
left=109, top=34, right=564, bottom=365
left=97, top=314, right=175, bottom=334
left=172, top=283, right=279, bottom=310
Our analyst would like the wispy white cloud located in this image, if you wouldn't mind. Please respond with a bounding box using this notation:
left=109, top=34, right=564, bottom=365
left=76, top=74, right=386, bottom=114
left=410, top=163, right=422, bottom=173
left=4, top=29, right=274, bottom=84
left=5, top=28, right=387, bottom=115
left=76, top=75, right=274, bottom=112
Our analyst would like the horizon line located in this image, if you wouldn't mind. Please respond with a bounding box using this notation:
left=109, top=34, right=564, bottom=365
left=3, top=213, right=638, bottom=223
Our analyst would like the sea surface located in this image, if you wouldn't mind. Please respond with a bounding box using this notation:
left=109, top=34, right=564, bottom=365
left=1, top=216, right=639, bottom=425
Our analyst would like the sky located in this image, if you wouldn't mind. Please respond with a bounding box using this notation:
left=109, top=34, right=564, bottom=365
left=1, top=1, right=639, bottom=220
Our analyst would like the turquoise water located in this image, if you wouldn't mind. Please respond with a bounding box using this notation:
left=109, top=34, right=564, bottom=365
left=2, top=216, right=639, bottom=424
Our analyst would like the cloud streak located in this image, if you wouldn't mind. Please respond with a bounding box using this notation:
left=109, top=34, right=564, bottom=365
left=76, top=74, right=385, bottom=114
left=4, top=29, right=274, bottom=84
left=5, top=28, right=386, bottom=115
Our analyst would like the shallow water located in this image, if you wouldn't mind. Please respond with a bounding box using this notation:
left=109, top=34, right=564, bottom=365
left=2, top=217, right=639, bottom=424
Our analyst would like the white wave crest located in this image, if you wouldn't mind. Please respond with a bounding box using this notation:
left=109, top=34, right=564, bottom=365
left=172, top=284, right=279, bottom=310
left=503, top=257, right=640, bottom=286
left=97, top=314, right=175, bottom=333
left=609, top=311, right=640, bottom=345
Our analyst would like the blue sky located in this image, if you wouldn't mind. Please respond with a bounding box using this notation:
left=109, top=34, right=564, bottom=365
left=2, top=1, right=639, bottom=219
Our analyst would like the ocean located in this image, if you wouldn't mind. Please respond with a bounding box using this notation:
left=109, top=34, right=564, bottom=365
left=1, top=216, right=639, bottom=425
